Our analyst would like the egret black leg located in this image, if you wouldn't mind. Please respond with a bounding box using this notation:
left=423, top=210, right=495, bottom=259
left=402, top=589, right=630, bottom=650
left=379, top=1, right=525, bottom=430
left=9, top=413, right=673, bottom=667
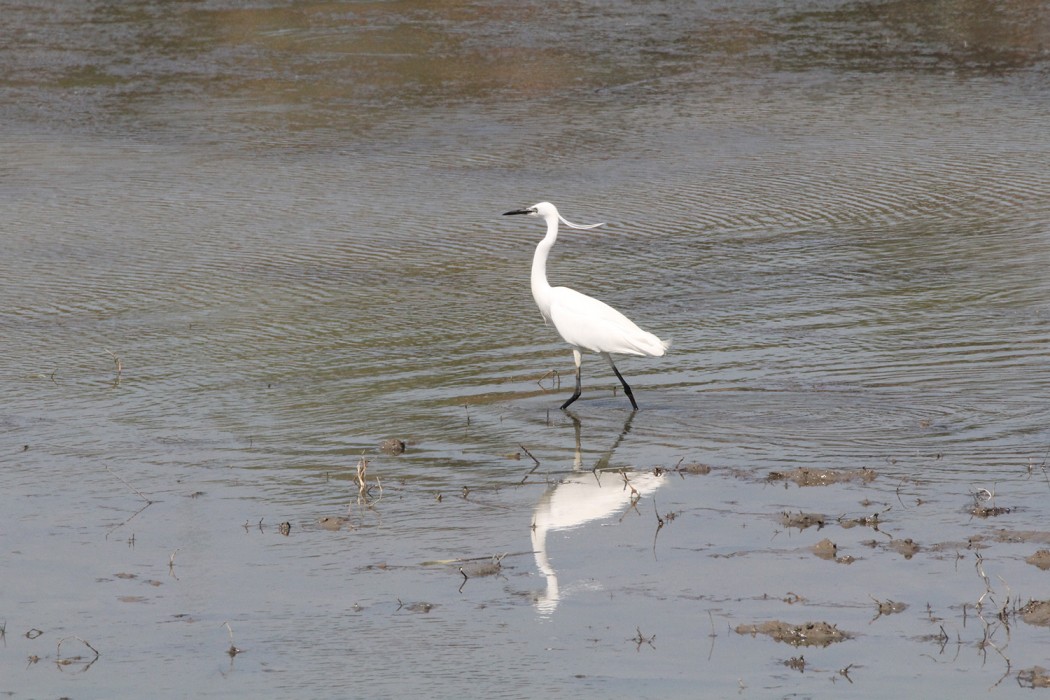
left=605, top=354, right=639, bottom=410
left=561, top=349, right=583, bottom=410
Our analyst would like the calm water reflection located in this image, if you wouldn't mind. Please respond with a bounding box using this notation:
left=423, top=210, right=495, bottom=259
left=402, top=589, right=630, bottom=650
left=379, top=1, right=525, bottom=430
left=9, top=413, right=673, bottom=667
left=2, top=0, right=1050, bottom=697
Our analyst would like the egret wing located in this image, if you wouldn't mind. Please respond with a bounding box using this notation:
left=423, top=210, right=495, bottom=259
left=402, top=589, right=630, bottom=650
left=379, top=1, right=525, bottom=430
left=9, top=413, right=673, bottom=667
left=548, top=287, right=667, bottom=357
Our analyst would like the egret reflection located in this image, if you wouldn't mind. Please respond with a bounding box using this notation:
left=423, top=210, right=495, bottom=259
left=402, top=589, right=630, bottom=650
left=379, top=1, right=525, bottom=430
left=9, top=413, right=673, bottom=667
left=531, top=412, right=665, bottom=615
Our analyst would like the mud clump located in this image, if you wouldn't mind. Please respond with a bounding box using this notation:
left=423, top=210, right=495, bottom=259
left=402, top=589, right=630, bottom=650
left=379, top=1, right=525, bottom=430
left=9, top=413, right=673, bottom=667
left=398, top=600, right=435, bottom=613
left=1019, top=666, right=1050, bottom=688
left=318, top=516, right=349, bottom=531
left=839, top=512, right=882, bottom=530
left=1026, top=550, right=1050, bottom=570
left=767, top=467, right=877, bottom=487
left=889, top=538, right=920, bottom=559
left=926, top=536, right=988, bottom=553
left=811, top=538, right=855, bottom=564
left=780, top=511, right=826, bottom=530
left=461, top=561, right=502, bottom=578
left=812, top=538, right=838, bottom=560
left=735, top=620, right=851, bottom=647
left=379, top=438, right=406, bottom=455
left=970, top=503, right=1011, bottom=517
left=871, top=597, right=907, bottom=618
left=676, top=462, right=712, bottom=475
left=1020, top=600, right=1050, bottom=627
left=992, top=529, right=1050, bottom=545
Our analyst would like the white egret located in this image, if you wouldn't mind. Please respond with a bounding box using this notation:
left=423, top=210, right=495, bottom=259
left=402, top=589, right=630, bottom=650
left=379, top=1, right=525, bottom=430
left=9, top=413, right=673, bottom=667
left=503, top=202, right=669, bottom=410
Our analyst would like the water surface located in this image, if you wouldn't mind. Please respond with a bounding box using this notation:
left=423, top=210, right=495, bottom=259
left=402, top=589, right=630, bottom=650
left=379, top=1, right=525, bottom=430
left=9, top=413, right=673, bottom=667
left=3, top=1, right=1050, bottom=697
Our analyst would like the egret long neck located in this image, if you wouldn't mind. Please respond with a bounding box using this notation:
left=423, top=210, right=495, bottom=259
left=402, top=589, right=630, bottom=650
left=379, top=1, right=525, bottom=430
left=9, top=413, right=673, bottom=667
left=531, top=219, right=557, bottom=322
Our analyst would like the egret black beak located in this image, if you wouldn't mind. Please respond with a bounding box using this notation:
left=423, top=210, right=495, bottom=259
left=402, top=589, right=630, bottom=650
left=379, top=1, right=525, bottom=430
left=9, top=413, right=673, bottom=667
left=503, top=207, right=535, bottom=216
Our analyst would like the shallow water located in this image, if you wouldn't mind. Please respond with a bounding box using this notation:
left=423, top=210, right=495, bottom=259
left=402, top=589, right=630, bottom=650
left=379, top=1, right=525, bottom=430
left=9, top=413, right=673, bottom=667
left=3, top=0, right=1050, bottom=697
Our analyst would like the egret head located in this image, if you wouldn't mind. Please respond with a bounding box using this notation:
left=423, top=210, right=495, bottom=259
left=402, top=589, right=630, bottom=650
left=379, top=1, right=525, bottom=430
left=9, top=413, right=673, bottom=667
left=503, top=202, right=604, bottom=230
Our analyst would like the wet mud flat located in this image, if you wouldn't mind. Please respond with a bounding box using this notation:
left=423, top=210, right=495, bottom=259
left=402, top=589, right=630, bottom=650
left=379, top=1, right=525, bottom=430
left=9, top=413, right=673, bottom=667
left=329, top=450, right=1050, bottom=696
left=7, top=431, right=1050, bottom=699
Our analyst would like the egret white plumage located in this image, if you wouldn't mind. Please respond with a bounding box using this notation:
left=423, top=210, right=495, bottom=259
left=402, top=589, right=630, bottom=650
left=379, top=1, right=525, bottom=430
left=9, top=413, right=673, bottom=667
left=503, top=202, right=669, bottom=410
